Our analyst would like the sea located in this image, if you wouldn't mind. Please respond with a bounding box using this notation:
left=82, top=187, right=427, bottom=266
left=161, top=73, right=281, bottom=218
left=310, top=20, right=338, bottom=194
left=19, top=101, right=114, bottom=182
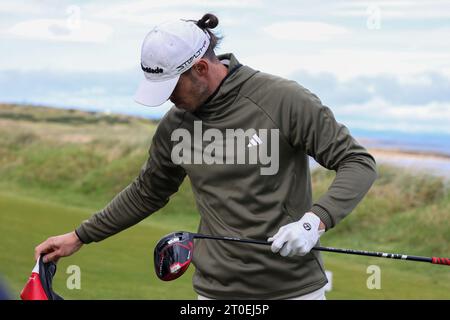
left=311, top=128, right=450, bottom=180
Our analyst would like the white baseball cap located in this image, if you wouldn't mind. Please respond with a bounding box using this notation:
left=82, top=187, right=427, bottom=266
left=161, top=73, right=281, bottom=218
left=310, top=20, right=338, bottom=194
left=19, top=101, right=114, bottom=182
left=134, top=20, right=211, bottom=107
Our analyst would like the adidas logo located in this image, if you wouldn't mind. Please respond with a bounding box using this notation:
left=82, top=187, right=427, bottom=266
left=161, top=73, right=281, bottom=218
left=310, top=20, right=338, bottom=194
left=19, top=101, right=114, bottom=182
left=171, top=122, right=280, bottom=175
left=248, top=134, right=263, bottom=147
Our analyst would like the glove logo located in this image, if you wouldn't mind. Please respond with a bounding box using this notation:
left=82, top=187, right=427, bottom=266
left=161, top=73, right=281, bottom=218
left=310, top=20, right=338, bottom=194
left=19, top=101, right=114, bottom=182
left=303, top=223, right=312, bottom=231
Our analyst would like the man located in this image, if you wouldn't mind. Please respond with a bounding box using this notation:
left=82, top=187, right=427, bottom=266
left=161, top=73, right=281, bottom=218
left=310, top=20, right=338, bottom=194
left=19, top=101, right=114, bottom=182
left=35, top=14, right=377, bottom=300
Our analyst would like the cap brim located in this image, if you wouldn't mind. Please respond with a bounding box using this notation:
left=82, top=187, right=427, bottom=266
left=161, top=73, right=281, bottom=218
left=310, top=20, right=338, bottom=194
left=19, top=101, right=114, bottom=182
left=134, top=75, right=180, bottom=107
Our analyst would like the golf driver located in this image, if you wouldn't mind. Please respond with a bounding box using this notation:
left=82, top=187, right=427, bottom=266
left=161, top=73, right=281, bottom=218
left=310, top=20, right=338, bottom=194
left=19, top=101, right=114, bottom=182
left=154, top=231, right=450, bottom=281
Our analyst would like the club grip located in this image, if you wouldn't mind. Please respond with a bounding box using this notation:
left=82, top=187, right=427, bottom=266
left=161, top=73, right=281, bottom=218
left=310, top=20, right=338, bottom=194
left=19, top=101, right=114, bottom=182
left=432, top=257, right=450, bottom=266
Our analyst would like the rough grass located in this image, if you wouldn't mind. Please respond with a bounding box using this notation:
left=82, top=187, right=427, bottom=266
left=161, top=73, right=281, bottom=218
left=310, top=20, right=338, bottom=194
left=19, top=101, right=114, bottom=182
left=312, top=166, right=450, bottom=257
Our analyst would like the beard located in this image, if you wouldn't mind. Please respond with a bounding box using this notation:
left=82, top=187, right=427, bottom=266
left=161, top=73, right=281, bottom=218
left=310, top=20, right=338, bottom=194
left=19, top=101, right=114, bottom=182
left=180, top=76, right=211, bottom=112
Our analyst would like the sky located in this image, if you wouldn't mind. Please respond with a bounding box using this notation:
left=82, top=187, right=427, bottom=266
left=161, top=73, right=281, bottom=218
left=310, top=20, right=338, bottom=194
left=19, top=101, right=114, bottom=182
left=1, top=0, right=450, bottom=135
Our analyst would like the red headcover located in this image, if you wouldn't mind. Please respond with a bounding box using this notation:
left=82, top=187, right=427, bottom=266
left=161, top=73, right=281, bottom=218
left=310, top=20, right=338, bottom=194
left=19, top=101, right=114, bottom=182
left=21, top=256, right=63, bottom=300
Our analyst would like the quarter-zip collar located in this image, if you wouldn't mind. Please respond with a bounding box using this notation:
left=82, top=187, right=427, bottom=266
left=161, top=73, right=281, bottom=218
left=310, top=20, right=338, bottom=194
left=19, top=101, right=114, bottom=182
left=194, top=53, right=259, bottom=119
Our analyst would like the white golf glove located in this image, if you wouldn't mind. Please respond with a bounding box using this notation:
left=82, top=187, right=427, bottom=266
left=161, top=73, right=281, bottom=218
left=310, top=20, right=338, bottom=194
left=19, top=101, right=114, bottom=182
left=268, top=212, right=325, bottom=257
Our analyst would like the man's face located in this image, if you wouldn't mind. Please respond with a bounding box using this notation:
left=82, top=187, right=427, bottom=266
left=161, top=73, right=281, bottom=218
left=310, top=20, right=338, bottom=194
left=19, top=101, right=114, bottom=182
left=169, top=64, right=211, bottom=112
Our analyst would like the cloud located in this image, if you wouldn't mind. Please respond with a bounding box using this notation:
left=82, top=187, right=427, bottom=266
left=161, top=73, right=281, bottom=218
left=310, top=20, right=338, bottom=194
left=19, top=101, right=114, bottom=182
left=291, top=70, right=450, bottom=106
left=9, top=18, right=113, bottom=43
left=244, top=49, right=450, bottom=80
left=88, top=0, right=261, bottom=26
left=92, top=9, right=205, bottom=27
left=335, top=0, right=450, bottom=19
left=1, top=0, right=449, bottom=134
left=287, top=69, right=450, bottom=134
left=263, top=21, right=349, bottom=41
left=0, top=1, right=45, bottom=15
left=90, top=0, right=262, bottom=12
left=0, top=68, right=170, bottom=119
left=337, top=99, right=450, bottom=134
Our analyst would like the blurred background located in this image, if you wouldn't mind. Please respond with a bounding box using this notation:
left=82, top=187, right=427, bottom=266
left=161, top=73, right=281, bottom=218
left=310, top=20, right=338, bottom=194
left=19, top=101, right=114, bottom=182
left=0, top=0, right=449, bottom=299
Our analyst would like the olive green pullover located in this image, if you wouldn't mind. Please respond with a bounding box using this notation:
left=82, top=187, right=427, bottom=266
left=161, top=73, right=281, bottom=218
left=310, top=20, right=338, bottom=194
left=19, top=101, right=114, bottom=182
left=76, top=53, right=377, bottom=299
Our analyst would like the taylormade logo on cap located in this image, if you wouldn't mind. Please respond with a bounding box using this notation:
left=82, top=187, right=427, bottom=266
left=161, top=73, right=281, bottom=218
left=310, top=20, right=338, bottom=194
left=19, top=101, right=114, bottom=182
left=141, top=65, right=164, bottom=74
left=134, top=19, right=211, bottom=107
left=140, top=20, right=210, bottom=80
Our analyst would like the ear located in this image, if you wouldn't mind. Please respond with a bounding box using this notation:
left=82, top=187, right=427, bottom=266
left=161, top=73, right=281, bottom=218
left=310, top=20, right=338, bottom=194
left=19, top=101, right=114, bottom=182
left=192, top=59, right=209, bottom=76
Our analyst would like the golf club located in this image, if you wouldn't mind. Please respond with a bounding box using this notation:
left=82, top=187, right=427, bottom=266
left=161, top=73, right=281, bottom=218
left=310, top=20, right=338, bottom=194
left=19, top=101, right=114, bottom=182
left=154, top=231, right=450, bottom=281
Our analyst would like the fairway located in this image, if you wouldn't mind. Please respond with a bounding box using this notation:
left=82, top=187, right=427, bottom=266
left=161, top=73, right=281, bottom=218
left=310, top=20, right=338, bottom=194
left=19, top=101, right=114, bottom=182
left=0, top=192, right=197, bottom=299
left=1, top=191, right=449, bottom=299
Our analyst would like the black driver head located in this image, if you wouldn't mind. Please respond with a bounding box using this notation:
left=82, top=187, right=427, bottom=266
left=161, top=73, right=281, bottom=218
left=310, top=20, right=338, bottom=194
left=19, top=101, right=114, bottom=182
left=154, top=231, right=194, bottom=281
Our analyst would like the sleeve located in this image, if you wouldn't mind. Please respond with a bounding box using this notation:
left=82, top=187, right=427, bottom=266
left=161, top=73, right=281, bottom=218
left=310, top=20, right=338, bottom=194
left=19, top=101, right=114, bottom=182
left=288, top=85, right=378, bottom=230
left=75, top=117, right=186, bottom=243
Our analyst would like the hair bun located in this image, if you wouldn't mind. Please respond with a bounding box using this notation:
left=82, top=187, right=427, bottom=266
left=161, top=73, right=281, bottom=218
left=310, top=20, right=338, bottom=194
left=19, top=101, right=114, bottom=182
left=197, top=13, right=219, bottom=29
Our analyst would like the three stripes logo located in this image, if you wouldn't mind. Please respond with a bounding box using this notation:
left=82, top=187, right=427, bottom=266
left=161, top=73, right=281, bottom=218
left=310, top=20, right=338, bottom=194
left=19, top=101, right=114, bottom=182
left=248, top=134, right=263, bottom=147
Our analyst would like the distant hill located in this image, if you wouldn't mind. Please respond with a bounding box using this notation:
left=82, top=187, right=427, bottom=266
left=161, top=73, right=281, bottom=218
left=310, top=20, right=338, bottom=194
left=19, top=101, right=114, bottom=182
left=0, top=103, right=158, bottom=125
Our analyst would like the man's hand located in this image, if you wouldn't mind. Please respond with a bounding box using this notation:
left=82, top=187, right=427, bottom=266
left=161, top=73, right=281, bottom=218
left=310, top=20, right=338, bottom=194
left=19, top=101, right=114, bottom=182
left=268, top=212, right=325, bottom=257
left=35, top=231, right=83, bottom=263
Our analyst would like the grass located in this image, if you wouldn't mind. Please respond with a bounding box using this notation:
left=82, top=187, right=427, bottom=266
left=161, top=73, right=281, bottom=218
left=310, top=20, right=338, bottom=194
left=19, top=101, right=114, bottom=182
left=0, top=192, right=197, bottom=299
left=0, top=103, right=449, bottom=299
left=2, top=191, right=449, bottom=300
